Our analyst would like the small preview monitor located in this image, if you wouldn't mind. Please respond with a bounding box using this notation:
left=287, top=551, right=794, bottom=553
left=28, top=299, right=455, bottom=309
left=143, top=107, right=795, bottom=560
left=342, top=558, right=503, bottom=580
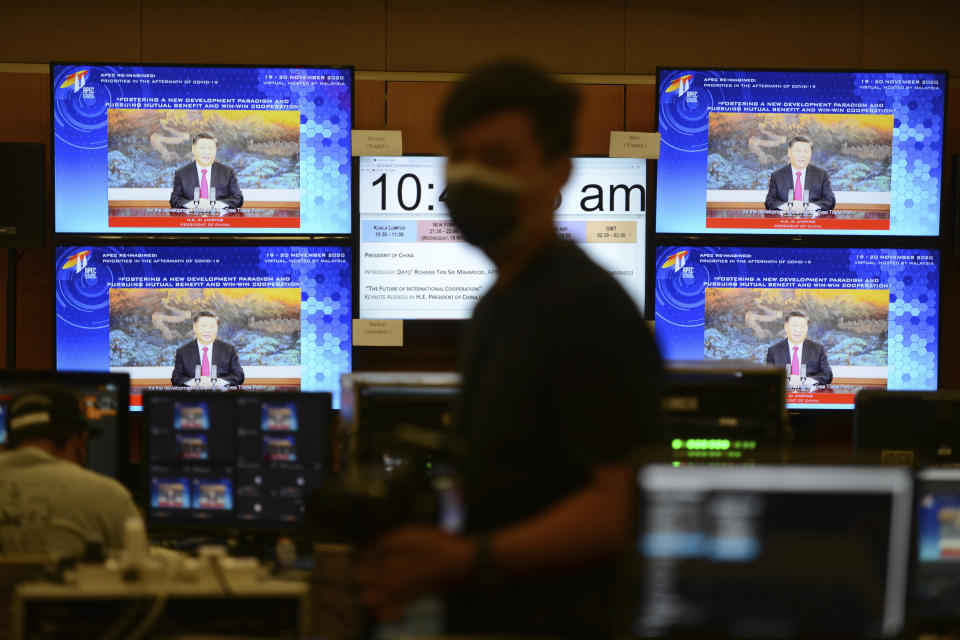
left=357, top=156, right=648, bottom=319
left=911, top=468, right=960, bottom=628
left=631, top=465, right=913, bottom=638
left=854, top=390, right=960, bottom=466
left=656, top=68, right=946, bottom=236
left=54, top=244, right=352, bottom=409
left=0, top=371, right=129, bottom=483
left=654, top=245, right=940, bottom=410
left=52, top=63, right=352, bottom=235
left=144, top=391, right=331, bottom=530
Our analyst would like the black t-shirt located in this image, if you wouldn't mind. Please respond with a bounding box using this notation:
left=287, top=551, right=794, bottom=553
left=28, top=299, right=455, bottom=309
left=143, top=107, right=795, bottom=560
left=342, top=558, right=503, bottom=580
left=447, top=239, right=663, bottom=637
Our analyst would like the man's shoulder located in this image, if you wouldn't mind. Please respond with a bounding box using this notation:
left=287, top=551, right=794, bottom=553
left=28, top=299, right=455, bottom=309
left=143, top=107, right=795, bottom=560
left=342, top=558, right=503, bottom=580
left=213, top=161, right=236, bottom=175
left=4, top=453, right=132, bottom=502
left=772, top=164, right=791, bottom=178
left=176, top=340, right=195, bottom=353
left=804, top=338, right=826, bottom=351
left=214, top=339, right=238, bottom=352
left=176, top=161, right=196, bottom=175
left=767, top=338, right=788, bottom=353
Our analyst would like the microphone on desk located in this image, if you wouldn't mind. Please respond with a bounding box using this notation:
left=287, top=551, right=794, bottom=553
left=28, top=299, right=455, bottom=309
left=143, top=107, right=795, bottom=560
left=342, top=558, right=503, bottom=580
left=787, top=189, right=794, bottom=213
left=194, top=364, right=201, bottom=388
left=211, top=364, right=218, bottom=388
left=802, top=189, right=810, bottom=215
left=209, top=186, right=217, bottom=214
left=192, top=187, right=200, bottom=213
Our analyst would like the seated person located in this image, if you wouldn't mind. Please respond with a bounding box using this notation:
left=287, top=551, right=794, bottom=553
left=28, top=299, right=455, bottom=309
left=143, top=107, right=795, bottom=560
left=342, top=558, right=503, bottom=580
left=764, top=135, right=836, bottom=212
left=171, top=311, right=245, bottom=387
left=765, top=310, right=833, bottom=384
left=0, top=386, right=141, bottom=557
left=169, top=132, right=244, bottom=211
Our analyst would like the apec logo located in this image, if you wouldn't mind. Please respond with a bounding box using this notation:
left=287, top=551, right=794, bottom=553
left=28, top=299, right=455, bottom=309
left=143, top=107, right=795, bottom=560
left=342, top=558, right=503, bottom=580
left=59, top=69, right=89, bottom=93
left=660, top=250, right=695, bottom=282
left=59, top=250, right=96, bottom=281
left=664, top=74, right=693, bottom=98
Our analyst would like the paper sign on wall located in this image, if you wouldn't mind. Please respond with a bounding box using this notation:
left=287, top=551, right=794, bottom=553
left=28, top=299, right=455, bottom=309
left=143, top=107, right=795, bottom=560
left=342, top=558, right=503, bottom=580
left=352, top=130, right=403, bottom=156
left=609, top=131, right=660, bottom=159
left=353, top=319, right=404, bottom=346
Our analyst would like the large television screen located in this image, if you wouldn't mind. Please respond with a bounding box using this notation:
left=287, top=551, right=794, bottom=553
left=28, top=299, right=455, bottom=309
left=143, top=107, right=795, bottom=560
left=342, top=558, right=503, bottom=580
left=657, top=68, right=946, bottom=236
left=654, top=245, right=939, bottom=410
left=357, top=156, right=647, bottom=319
left=52, top=63, right=352, bottom=235
left=55, top=245, right=351, bottom=409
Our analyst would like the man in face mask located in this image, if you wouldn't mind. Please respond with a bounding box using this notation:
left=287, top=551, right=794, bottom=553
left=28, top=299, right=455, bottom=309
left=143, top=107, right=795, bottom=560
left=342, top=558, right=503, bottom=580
left=357, top=60, right=663, bottom=637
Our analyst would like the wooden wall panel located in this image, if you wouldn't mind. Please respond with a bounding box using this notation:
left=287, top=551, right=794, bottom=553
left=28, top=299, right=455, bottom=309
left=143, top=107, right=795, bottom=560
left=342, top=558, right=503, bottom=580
left=355, top=80, right=386, bottom=130
left=625, top=84, right=656, bottom=132
left=140, top=0, right=387, bottom=70
left=625, top=0, right=863, bottom=74
left=0, top=3, right=141, bottom=64
left=385, top=81, right=452, bottom=153
left=386, top=0, right=626, bottom=73
left=573, top=85, right=625, bottom=155
left=862, top=0, right=960, bottom=71
left=0, top=73, right=54, bottom=369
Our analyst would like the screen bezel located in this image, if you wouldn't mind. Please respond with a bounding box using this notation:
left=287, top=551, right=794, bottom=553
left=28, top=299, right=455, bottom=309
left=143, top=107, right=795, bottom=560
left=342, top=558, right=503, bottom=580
left=141, top=389, right=333, bottom=535
left=50, top=61, right=355, bottom=239
left=649, top=239, right=942, bottom=414
left=654, top=65, right=949, bottom=240
left=52, top=237, right=355, bottom=412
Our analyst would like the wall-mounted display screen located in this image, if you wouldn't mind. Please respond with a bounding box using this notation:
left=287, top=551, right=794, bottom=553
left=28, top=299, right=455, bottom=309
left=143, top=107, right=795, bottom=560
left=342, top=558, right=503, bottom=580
left=55, top=245, right=351, bottom=409
left=656, top=68, right=946, bottom=236
left=654, top=245, right=939, bottom=410
left=52, top=63, right=352, bottom=234
left=358, top=156, right=647, bottom=319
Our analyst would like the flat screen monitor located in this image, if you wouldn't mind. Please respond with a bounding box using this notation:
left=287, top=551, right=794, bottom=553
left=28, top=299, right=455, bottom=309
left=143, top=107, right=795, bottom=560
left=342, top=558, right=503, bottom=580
left=143, top=390, right=330, bottom=530
left=654, top=245, right=940, bottom=410
left=631, top=465, right=913, bottom=638
left=357, top=156, right=647, bottom=319
left=854, top=390, right=960, bottom=466
left=656, top=68, right=947, bottom=236
left=54, top=245, right=352, bottom=410
left=51, top=63, right=352, bottom=235
left=912, top=468, right=960, bottom=628
left=0, top=371, right=129, bottom=483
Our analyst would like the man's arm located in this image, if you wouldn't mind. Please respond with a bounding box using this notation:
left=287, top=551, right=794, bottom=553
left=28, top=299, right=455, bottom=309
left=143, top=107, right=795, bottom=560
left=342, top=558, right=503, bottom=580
left=357, top=465, right=634, bottom=618
left=813, top=169, right=836, bottom=210
left=764, top=171, right=785, bottom=210
left=220, top=346, right=245, bottom=385
left=169, top=169, right=189, bottom=208
left=219, top=167, right=244, bottom=209
left=171, top=347, right=190, bottom=386
left=813, top=343, right=833, bottom=384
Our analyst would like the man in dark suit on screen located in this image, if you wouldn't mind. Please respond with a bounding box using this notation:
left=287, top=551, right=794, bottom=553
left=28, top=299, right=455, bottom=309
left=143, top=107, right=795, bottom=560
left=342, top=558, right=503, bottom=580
left=169, top=132, right=244, bottom=211
left=764, top=135, right=836, bottom=212
left=765, top=310, right=833, bottom=385
left=171, top=311, right=245, bottom=387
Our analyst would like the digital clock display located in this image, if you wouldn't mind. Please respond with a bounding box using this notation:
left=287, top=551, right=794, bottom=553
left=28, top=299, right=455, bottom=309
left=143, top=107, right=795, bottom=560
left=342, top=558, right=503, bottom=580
left=357, top=156, right=648, bottom=320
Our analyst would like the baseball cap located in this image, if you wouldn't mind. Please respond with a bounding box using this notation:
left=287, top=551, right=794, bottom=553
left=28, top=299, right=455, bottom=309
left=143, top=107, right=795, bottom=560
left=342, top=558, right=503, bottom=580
left=8, top=385, right=102, bottom=441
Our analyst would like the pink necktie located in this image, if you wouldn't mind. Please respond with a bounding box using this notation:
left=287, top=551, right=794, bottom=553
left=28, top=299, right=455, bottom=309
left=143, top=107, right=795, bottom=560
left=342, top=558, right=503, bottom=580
left=200, top=169, right=209, bottom=199
left=201, top=346, right=210, bottom=377
left=794, top=171, right=802, bottom=200
left=791, top=346, right=799, bottom=376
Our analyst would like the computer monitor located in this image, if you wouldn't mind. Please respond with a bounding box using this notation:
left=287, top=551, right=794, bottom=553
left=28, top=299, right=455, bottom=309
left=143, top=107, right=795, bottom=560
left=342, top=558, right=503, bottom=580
left=143, top=390, right=331, bottom=531
left=656, top=68, right=947, bottom=237
left=356, top=155, right=648, bottom=319
left=662, top=361, right=788, bottom=464
left=0, top=371, right=129, bottom=483
left=854, top=391, right=960, bottom=466
left=654, top=245, right=940, bottom=410
left=52, top=63, right=352, bottom=235
left=54, top=244, right=352, bottom=410
left=911, top=467, right=960, bottom=629
left=630, top=465, right=913, bottom=638
left=339, top=373, right=460, bottom=468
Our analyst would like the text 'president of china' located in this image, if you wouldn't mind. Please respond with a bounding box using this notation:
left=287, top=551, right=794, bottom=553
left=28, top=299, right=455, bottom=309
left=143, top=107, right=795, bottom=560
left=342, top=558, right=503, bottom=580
left=171, top=311, right=245, bottom=388
left=169, top=132, right=244, bottom=210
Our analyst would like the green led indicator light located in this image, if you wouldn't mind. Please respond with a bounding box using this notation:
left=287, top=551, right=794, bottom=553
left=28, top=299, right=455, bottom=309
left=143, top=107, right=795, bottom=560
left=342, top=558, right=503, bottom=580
left=671, top=439, right=684, bottom=450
